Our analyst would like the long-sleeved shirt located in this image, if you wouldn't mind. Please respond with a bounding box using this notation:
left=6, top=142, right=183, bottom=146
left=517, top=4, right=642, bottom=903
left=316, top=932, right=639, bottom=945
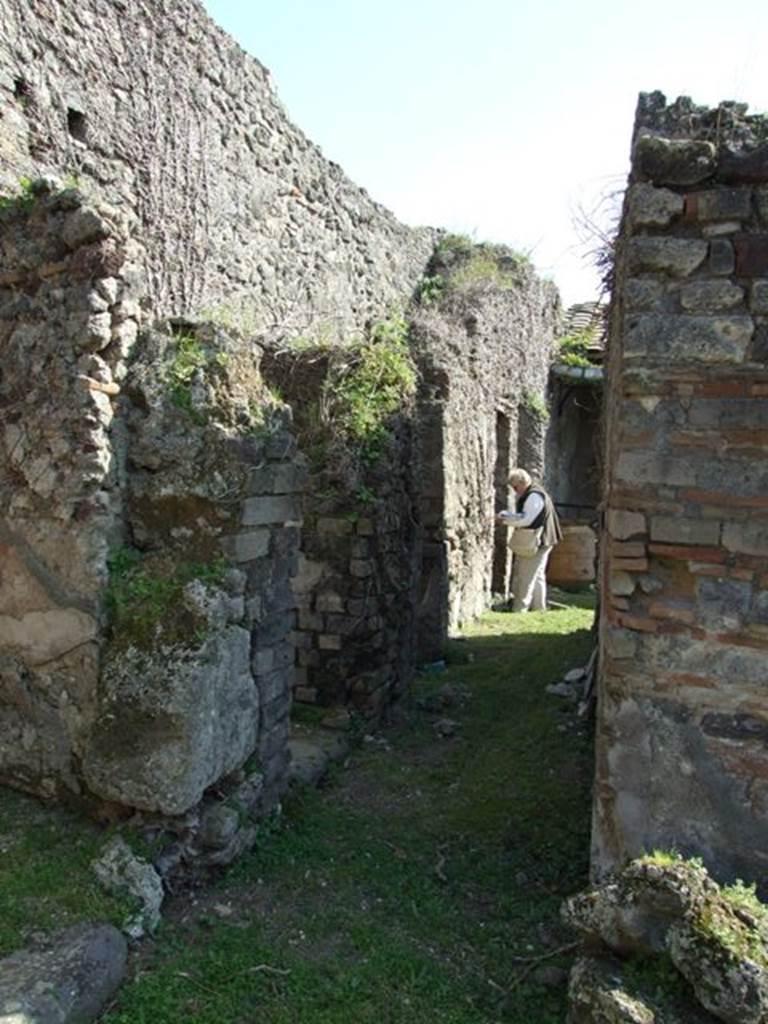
left=498, top=491, right=544, bottom=527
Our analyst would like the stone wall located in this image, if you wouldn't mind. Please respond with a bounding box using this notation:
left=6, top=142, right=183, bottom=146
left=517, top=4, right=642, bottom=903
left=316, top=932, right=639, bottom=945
left=0, top=185, right=303, bottom=838
left=410, top=249, right=560, bottom=657
left=596, top=93, right=768, bottom=885
left=0, top=0, right=434, bottom=329
left=262, top=343, right=420, bottom=714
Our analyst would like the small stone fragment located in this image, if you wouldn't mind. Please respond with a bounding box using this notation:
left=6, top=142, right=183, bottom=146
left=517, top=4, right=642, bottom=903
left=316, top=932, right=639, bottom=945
left=92, top=836, right=164, bottom=940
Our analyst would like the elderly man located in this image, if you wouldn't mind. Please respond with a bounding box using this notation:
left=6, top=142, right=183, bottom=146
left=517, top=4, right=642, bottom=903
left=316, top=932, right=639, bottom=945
left=495, top=468, right=562, bottom=612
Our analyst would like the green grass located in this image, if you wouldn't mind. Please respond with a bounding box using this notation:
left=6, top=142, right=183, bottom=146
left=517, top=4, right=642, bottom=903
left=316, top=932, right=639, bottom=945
left=102, top=597, right=595, bottom=1023
left=0, top=790, right=135, bottom=955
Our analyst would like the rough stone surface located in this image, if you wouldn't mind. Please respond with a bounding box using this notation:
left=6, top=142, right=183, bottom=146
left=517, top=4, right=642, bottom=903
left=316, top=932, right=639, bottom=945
left=628, top=183, right=684, bottom=227
left=566, top=858, right=768, bottom=1024
left=0, top=923, right=127, bottom=1024
left=0, top=0, right=434, bottom=328
left=597, top=92, right=768, bottom=883
left=92, top=837, right=164, bottom=939
left=567, top=955, right=719, bottom=1024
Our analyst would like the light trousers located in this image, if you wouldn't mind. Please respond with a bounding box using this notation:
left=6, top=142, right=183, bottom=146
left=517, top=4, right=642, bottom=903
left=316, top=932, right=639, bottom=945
left=511, top=546, right=553, bottom=612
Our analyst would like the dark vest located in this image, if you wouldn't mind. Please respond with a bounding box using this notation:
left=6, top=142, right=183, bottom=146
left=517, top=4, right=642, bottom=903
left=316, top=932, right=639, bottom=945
left=517, top=485, right=563, bottom=548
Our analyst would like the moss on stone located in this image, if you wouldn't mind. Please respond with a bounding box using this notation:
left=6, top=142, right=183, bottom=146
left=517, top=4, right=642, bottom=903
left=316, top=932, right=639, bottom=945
left=105, top=550, right=228, bottom=651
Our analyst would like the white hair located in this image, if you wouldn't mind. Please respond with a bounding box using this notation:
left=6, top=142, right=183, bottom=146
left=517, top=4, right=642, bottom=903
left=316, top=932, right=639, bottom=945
left=508, top=468, right=532, bottom=489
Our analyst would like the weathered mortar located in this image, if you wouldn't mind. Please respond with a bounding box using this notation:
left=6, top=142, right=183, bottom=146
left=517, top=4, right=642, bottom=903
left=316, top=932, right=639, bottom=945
left=0, top=0, right=434, bottom=327
left=596, top=92, right=768, bottom=886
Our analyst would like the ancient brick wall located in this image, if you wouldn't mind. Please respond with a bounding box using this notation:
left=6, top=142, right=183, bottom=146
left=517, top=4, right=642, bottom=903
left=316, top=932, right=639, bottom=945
left=0, top=186, right=303, bottom=851
left=0, top=0, right=434, bottom=328
left=411, top=257, right=560, bottom=656
left=596, top=93, right=768, bottom=884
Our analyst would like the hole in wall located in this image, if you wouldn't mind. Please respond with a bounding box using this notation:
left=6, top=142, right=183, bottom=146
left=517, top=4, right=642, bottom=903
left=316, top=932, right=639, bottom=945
left=67, top=108, right=87, bottom=141
left=13, top=77, right=32, bottom=105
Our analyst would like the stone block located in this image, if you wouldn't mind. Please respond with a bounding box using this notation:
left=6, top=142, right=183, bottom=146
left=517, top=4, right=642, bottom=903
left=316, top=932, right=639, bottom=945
left=702, top=221, right=742, bottom=237
left=679, top=280, right=744, bottom=312
left=295, top=686, right=319, bottom=703
left=315, top=591, right=344, bottom=613
left=260, top=692, right=292, bottom=732
left=350, top=558, right=373, bottom=578
left=650, top=516, right=721, bottom=546
left=722, top=521, right=768, bottom=555
left=253, top=647, right=274, bottom=674
left=298, top=648, right=320, bottom=667
left=606, top=509, right=647, bottom=540
left=356, top=518, right=375, bottom=535
left=633, top=134, right=715, bottom=186
left=612, top=557, right=649, bottom=573
left=317, top=517, right=353, bottom=535
left=610, top=571, right=636, bottom=597
left=735, top=236, right=768, bottom=277
left=257, top=666, right=291, bottom=704
left=625, top=277, right=664, bottom=311
left=628, top=183, right=684, bottom=226
left=318, top=634, right=342, bottom=650
left=610, top=541, right=647, bottom=559
left=625, top=314, right=753, bottom=363
left=603, top=627, right=638, bottom=660
left=627, top=238, right=707, bottom=278
left=0, top=924, right=127, bottom=1024
left=253, top=609, right=295, bottom=647
left=685, top=187, right=751, bottom=222
left=242, top=494, right=299, bottom=526
left=298, top=610, right=323, bottom=631
left=696, top=577, right=751, bottom=630
left=708, top=239, right=735, bottom=275
left=273, top=460, right=308, bottom=494
left=291, top=630, right=313, bottom=650
left=750, top=280, right=768, bottom=315
left=227, top=530, right=270, bottom=563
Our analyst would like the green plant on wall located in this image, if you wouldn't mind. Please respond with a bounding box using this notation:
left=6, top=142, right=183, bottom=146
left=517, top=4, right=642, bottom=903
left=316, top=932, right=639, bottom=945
left=0, top=176, right=36, bottom=213
left=427, top=234, right=531, bottom=297
left=556, top=327, right=598, bottom=368
left=522, top=390, right=550, bottom=424
left=106, top=549, right=229, bottom=649
left=328, top=312, right=417, bottom=463
left=165, top=332, right=232, bottom=425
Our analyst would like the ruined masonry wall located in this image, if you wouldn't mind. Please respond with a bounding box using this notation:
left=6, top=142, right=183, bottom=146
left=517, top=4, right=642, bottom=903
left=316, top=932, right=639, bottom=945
left=596, top=93, right=768, bottom=885
left=0, top=0, right=434, bottom=328
left=411, top=272, right=560, bottom=653
left=0, top=189, right=141, bottom=796
left=0, top=187, right=303, bottom=831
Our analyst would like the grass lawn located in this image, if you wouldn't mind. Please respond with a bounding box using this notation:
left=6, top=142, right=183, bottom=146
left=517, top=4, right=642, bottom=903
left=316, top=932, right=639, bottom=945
left=101, top=593, right=596, bottom=1023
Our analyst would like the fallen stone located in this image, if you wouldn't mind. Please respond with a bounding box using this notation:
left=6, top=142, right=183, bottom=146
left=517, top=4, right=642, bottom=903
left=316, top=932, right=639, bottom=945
left=287, top=738, right=330, bottom=786
left=563, top=857, right=718, bottom=957
left=567, top=954, right=719, bottom=1024
left=434, top=717, right=457, bottom=738
left=668, top=902, right=768, bottom=1024
left=92, top=836, right=164, bottom=940
left=0, top=923, right=127, bottom=1024
left=546, top=682, right=578, bottom=700
left=564, top=668, right=586, bottom=684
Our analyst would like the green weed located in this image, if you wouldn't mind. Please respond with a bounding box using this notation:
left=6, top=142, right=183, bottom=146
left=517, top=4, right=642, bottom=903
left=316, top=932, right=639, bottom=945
left=105, top=549, right=228, bottom=649
left=556, top=328, right=598, bottom=368
left=0, top=176, right=36, bottom=213
left=522, top=390, right=550, bottom=423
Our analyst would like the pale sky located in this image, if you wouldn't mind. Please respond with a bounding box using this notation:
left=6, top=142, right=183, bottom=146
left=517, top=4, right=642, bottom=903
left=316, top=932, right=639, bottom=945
left=202, top=0, right=768, bottom=307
